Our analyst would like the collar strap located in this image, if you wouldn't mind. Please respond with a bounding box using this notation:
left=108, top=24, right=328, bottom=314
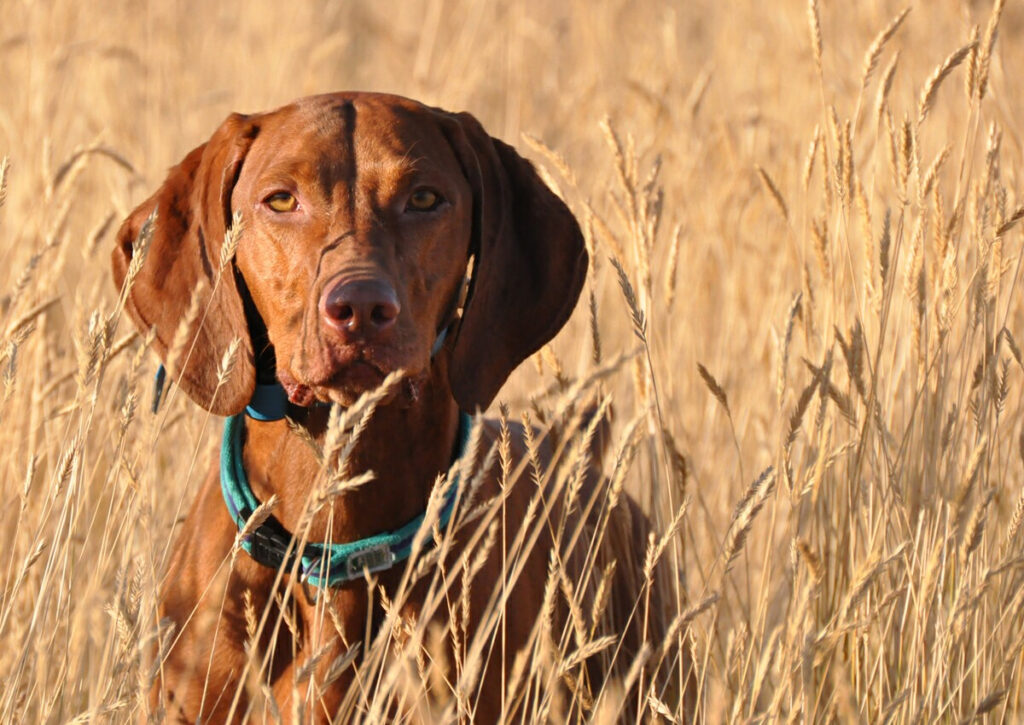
left=220, top=409, right=472, bottom=588
left=430, top=324, right=450, bottom=357
left=151, top=366, right=318, bottom=421
left=246, top=383, right=292, bottom=421
left=151, top=364, right=168, bottom=414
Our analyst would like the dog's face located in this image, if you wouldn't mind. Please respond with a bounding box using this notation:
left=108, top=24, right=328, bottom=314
left=112, top=92, right=587, bottom=414
left=231, top=96, right=474, bottom=406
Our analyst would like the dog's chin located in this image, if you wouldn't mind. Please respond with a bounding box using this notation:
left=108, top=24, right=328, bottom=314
left=320, top=362, right=389, bottom=406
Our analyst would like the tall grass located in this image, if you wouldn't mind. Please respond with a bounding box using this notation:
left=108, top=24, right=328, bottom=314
left=1, top=0, right=1024, bottom=721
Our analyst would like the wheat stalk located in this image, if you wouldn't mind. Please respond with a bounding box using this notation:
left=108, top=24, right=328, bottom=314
left=976, top=0, right=1007, bottom=100
left=722, top=467, right=776, bottom=576
left=860, top=8, right=910, bottom=93
left=918, top=41, right=977, bottom=125
left=756, top=165, right=789, bottom=222
left=807, top=0, right=823, bottom=74
left=0, top=157, right=8, bottom=210
left=874, top=51, right=901, bottom=128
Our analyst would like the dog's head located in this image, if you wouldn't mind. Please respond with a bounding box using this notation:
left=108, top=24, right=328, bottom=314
left=113, top=92, right=587, bottom=413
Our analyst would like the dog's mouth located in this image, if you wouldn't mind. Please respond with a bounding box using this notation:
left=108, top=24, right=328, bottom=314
left=319, top=360, right=387, bottom=402
left=278, top=345, right=423, bottom=408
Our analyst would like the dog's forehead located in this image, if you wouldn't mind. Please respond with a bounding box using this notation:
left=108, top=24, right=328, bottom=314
left=250, top=93, right=457, bottom=179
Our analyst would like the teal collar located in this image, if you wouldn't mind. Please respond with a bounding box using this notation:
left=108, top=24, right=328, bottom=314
left=219, top=409, right=472, bottom=588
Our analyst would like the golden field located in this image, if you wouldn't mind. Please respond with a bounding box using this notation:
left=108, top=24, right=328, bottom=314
left=2, top=0, right=1024, bottom=721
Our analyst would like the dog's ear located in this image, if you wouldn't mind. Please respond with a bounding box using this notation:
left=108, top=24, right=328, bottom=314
left=442, top=112, right=588, bottom=411
left=112, top=113, right=259, bottom=415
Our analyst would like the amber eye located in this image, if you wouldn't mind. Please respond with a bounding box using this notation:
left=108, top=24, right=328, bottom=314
left=406, top=188, right=442, bottom=212
left=265, top=192, right=298, bottom=212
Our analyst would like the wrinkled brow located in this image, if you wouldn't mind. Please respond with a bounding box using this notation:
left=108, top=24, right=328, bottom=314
left=256, top=160, right=318, bottom=185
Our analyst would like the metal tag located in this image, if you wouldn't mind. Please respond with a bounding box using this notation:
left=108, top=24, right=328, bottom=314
left=345, top=544, right=396, bottom=580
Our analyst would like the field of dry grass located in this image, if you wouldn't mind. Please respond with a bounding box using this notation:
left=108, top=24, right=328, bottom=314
left=2, top=0, right=1024, bottom=721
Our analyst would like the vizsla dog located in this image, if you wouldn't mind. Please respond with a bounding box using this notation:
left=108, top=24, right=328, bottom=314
left=112, top=92, right=691, bottom=723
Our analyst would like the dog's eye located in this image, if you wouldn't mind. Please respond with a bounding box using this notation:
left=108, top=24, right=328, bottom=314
left=406, top=188, right=443, bottom=212
left=265, top=192, right=299, bottom=213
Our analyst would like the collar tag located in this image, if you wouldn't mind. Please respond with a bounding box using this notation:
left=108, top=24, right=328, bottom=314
left=342, top=544, right=393, bottom=577
left=344, top=543, right=396, bottom=580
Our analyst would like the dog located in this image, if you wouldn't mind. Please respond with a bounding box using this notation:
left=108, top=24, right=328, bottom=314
left=113, top=92, right=692, bottom=723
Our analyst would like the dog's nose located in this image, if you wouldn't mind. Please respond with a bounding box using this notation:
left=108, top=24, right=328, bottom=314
left=320, top=277, right=400, bottom=339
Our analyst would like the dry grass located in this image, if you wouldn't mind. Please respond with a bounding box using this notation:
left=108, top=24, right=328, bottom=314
left=2, top=0, right=1024, bottom=721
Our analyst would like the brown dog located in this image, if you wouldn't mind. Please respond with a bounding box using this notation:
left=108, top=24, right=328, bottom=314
left=113, top=92, right=690, bottom=723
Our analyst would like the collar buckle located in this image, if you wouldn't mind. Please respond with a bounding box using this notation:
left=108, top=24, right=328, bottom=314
left=245, top=523, right=297, bottom=571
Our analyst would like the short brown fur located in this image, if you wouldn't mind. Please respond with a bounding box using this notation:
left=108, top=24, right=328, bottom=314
left=112, top=92, right=691, bottom=723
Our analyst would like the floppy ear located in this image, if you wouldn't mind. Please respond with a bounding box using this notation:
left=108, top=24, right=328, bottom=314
left=442, top=113, right=588, bottom=411
left=112, top=113, right=259, bottom=415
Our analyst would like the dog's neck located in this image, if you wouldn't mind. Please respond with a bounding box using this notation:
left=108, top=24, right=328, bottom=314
left=240, top=363, right=462, bottom=547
